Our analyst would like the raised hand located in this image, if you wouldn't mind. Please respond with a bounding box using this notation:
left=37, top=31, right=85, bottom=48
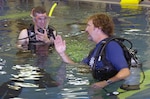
left=54, top=35, right=66, bottom=55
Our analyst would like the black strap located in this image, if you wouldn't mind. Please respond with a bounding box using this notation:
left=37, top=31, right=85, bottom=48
left=91, top=37, right=119, bottom=81
left=92, top=40, right=107, bottom=70
left=91, top=36, right=132, bottom=80
left=98, top=36, right=133, bottom=67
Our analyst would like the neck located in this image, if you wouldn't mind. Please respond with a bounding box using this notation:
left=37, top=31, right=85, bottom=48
left=96, top=34, right=109, bottom=44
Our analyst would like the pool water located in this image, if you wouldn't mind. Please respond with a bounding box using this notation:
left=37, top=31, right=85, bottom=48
left=0, top=0, right=150, bottom=99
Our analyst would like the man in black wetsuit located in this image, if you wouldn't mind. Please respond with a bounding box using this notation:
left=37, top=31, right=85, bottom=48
left=17, top=6, right=56, bottom=52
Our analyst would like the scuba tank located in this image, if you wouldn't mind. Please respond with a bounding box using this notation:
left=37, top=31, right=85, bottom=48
left=120, top=58, right=142, bottom=90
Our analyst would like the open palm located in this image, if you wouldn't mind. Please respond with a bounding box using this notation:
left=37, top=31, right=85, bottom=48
left=54, top=35, right=66, bottom=54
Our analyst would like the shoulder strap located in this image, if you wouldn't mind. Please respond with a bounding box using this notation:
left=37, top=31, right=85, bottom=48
left=94, top=39, right=108, bottom=62
left=47, top=25, right=56, bottom=39
left=99, top=36, right=133, bottom=57
left=92, top=38, right=109, bottom=69
left=93, top=36, right=133, bottom=69
left=27, top=24, right=36, bottom=40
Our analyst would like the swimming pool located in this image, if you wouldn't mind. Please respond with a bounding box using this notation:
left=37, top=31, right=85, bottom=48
left=0, top=0, right=150, bottom=99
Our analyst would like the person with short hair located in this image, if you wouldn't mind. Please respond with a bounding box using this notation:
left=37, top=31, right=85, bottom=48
left=54, top=13, right=130, bottom=89
left=17, top=6, right=56, bottom=52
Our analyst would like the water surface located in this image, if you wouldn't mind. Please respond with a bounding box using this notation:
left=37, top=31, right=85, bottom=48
left=0, top=0, right=150, bottom=99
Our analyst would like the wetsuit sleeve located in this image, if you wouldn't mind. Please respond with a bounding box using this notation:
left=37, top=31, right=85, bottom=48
left=106, top=41, right=128, bottom=71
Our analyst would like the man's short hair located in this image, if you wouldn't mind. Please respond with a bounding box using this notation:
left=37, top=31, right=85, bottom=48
left=31, top=6, right=47, bottom=17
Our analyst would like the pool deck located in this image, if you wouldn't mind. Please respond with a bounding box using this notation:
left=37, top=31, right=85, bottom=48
left=78, top=0, right=150, bottom=7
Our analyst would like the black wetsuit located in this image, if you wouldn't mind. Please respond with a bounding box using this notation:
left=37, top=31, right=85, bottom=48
left=27, top=24, right=55, bottom=52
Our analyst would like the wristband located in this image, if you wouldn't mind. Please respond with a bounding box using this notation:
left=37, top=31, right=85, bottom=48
left=106, top=80, right=112, bottom=84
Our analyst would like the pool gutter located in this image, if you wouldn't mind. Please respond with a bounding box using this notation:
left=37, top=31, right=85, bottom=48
left=75, top=0, right=150, bottom=7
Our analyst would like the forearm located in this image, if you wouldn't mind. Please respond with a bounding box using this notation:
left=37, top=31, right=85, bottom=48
left=16, top=41, right=29, bottom=51
left=59, top=52, right=75, bottom=64
left=106, top=68, right=130, bottom=84
left=91, top=68, right=130, bottom=88
left=16, top=44, right=24, bottom=50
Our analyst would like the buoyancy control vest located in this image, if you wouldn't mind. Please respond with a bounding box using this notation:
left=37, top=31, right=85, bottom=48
left=91, top=36, right=145, bottom=90
left=27, top=24, right=56, bottom=52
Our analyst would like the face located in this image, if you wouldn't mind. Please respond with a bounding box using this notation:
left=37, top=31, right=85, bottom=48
left=85, top=20, right=96, bottom=41
left=33, top=13, right=48, bottom=29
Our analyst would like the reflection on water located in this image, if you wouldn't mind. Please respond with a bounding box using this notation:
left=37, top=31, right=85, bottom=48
left=0, top=64, right=59, bottom=99
left=0, top=0, right=150, bottom=99
left=0, top=58, right=6, bottom=75
left=0, top=43, right=59, bottom=99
